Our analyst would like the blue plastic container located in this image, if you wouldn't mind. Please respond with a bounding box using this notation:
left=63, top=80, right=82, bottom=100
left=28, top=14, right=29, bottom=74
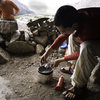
left=60, top=43, right=68, bottom=49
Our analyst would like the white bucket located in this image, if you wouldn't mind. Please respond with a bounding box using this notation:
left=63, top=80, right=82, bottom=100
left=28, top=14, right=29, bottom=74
left=37, top=65, right=53, bottom=84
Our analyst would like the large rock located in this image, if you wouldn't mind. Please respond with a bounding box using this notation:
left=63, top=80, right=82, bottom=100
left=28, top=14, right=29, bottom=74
left=6, top=41, right=35, bottom=54
left=0, top=20, right=18, bottom=34
left=0, top=47, right=10, bottom=64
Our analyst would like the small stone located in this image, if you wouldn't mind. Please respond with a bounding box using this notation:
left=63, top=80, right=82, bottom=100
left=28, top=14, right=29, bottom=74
left=36, top=44, right=44, bottom=54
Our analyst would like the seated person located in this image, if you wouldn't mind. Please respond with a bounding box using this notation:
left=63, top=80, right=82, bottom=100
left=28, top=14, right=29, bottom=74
left=41, top=5, right=100, bottom=100
left=0, top=0, right=20, bottom=20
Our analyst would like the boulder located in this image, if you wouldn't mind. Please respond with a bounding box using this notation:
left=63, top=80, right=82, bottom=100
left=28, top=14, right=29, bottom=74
left=6, top=41, right=35, bottom=54
left=0, top=20, right=18, bottom=34
left=36, top=44, right=44, bottom=54
left=0, top=47, right=10, bottom=64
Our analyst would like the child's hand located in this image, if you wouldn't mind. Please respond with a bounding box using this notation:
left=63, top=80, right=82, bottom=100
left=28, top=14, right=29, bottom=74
left=41, top=53, right=47, bottom=64
left=52, top=59, right=60, bottom=67
left=51, top=57, right=65, bottom=67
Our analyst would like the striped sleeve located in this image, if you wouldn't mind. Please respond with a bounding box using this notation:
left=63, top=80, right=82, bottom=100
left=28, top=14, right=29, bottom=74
left=64, top=50, right=80, bottom=61
left=50, top=33, right=70, bottom=50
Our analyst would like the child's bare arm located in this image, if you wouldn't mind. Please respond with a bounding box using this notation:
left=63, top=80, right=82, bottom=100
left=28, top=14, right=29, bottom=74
left=10, top=0, right=20, bottom=15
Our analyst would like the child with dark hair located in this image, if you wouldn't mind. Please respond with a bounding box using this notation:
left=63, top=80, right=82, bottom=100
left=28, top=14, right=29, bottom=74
left=41, top=5, right=100, bottom=100
left=54, top=5, right=79, bottom=27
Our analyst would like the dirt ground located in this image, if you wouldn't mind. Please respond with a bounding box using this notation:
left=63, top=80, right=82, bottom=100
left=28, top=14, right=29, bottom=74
left=0, top=18, right=72, bottom=100
left=0, top=52, right=73, bottom=100
left=0, top=18, right=100, bottom=100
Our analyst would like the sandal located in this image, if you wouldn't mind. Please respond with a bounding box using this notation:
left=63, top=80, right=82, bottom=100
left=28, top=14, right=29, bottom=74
left=60, top=66, right=73, bottom=75
left=63, top=86, right=86, bottom=100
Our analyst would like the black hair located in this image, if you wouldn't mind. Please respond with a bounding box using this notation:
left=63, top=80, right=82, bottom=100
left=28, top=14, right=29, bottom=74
left=54, top=5, right=79, bottom=28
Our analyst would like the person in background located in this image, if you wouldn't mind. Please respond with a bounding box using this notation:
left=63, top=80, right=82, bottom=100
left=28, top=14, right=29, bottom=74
left=0, top=0, right=20, bottom=20
left=41, top=5, right=100, bottom=100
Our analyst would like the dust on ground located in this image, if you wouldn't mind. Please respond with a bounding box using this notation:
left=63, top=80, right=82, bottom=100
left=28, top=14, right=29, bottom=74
left=0, top=16, right=71, bottom=100
left=0, top=52, right=72, bottom=100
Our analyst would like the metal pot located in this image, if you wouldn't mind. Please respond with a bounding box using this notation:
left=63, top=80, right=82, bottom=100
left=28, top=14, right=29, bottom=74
left=37, top=64, right=53, bottom=83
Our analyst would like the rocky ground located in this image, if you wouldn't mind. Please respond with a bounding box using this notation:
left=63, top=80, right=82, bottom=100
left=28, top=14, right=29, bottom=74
left=0, top=15, right=71, bottom=100
left=0, top=15, right=100, bottom=100
left=0, top=52, right=72, bottom=100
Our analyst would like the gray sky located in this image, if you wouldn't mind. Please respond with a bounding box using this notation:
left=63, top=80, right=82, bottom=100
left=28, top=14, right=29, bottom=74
left=20, top=0, right=81, bottom=14
left=20, top=0, right=100, bottom=15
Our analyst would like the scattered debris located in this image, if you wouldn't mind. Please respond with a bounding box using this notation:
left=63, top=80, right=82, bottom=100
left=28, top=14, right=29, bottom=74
left=27, top=17, right=60, bottom=46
